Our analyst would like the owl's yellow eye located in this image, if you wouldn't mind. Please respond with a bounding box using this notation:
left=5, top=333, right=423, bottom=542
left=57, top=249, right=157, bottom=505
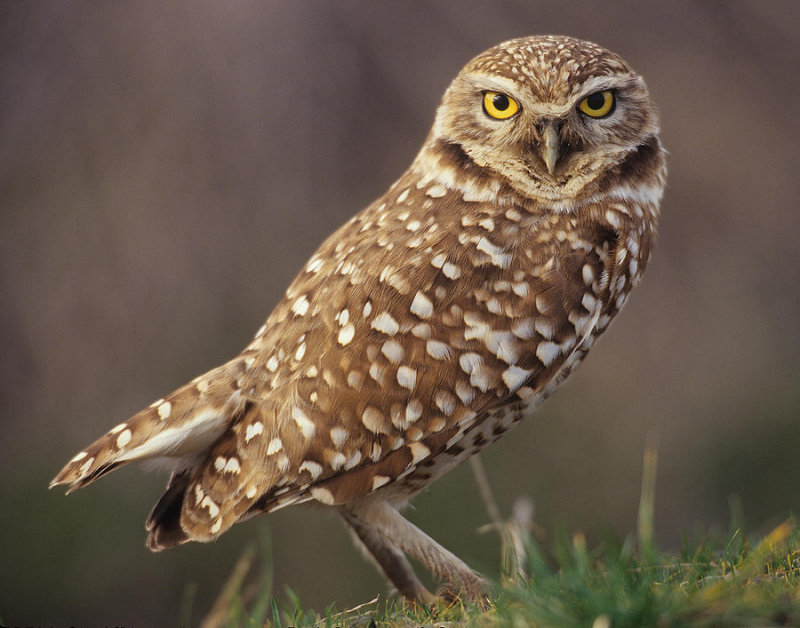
left=483, top=91, right=519, bottom=120
left=578, top=90, right=615, bottom=118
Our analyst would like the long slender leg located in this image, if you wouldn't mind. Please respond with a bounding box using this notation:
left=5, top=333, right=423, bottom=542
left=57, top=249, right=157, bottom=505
left=341, top=499, right=487, bottom=603
left=340, top=506, right=436, bottom=603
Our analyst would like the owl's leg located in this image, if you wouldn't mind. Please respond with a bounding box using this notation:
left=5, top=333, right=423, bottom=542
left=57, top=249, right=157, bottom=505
left=341, top=506, right=436, bottom=604
left=340, top=499, right=487, bottom=604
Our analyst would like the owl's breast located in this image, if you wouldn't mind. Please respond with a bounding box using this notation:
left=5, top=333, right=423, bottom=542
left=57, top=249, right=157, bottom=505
left=231, top=171, right=655, bottom=511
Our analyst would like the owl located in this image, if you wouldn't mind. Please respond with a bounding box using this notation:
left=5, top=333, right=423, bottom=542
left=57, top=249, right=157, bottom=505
left=52, top=35, right=666, bottom=603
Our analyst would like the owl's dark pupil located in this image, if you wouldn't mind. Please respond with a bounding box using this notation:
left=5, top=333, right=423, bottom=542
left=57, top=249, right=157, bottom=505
left=493, top=94, right=510, bottom=111
left=586, top=92, right=606, bottom=110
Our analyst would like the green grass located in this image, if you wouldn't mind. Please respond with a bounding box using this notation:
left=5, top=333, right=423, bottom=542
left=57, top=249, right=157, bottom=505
left=194, top=450, right=800, bottom=627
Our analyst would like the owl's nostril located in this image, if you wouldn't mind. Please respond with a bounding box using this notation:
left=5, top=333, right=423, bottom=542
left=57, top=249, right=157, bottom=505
left=535, top=118, right=563, bottom=138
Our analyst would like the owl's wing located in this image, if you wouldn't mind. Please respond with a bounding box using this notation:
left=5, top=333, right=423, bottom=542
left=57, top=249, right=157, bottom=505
left=165, top=194, right=636, bottom=546
left=50, top=358, right=249, bottom=495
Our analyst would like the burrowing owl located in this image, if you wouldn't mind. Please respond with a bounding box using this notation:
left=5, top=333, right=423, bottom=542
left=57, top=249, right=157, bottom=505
left=52, top=35, right=665, bottom=603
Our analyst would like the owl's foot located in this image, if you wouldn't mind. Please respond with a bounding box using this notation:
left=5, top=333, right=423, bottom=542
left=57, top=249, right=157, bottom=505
left=340, top=499, right=487, bottom=606
left=435, top=577, right=490, bottom=608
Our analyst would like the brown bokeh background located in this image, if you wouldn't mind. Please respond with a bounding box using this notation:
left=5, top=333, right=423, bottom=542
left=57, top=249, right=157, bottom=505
left=2, top=2, right=799, bottom=624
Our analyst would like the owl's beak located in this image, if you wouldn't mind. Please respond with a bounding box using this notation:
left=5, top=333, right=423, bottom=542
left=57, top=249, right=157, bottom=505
left=541, top=120, right=560, bottom=176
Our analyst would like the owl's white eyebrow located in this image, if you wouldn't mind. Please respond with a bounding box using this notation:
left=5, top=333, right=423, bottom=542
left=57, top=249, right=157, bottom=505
left=467, top=73, right=521, bottom=98
left=572, top=73, right=639, bottom=100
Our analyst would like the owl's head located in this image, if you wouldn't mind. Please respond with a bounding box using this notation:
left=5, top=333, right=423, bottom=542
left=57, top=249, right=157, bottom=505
left=429, top=35, right=661, bottom=203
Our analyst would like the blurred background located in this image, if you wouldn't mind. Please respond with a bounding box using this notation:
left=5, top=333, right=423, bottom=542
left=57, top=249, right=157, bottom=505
left=2, top=1, right=799, bottom=624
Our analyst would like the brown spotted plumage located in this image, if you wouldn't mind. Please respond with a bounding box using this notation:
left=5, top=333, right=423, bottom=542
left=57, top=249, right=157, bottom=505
left=51, top=35, right=666, bottom=603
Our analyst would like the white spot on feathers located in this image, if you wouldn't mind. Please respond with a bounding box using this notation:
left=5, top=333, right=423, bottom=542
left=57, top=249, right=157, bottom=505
left=381, top=340, right=404, bottom=364
left=477, top=236, right=512, bottom=269
left=502, top=365, right=532, bottom=392
left=536, top=341, right=561, bottom=367
left=310, top=486, right=336, bottom=505
left=435, top=390, right=456, bottom=416
left=478, top=217, right=495, bottom=231
left=582, top=293, right=598, bottom=312
left=397, top=366, right=417, bottom=390
left=299, top=460, right=323, bottom=480
left=426, top=339, right=452, bottom=360
left=582, top=264, right=595, bottom=285
left=410, top=291, right=434, bottom=319
left=442, top=262, right=462, bottom=280
left=371, top=311, right=399, bottom=335
left=347, top=370, right=364, bottom=389
left=79, top=457, right=94, bottom=477
left=455, top=380, right=476, bottom=406
left=512, top=282, right=529, bottom=297
left=362, top=407, right=389, bottom=434
left=408, top=442, right=430, bottom=464
left=157, top=401, right=172, bottom=420
left=344, top=450, right=362, bottom=470
left=245, top=421, right=264, bottom=443
left=292, top=295, right=310, bottom=316
left=306, top=257, right=324, bottom=273
left=459, top=352, right=483, bottom=374
left=405, top=399, right=423, bottom=423
left=116, top=429, right=132, bottom=449
left=534, top=318, right=555, bottom=339
left=200, top=495, right=220, bottom=518
left=292, top=406, right=315, bottom=439
left=338, top=323, right=355, bottom=346
left=222, top=458, right=241, bottom=474
left=329, top=452, right=346, bottom=471
left=511, top=318, right=536, bottom=340
left=330, top=427, right=348, bottom=449
left=369, top=363, right=386, bottom=385
left=276, top=454, right=290, bottom=472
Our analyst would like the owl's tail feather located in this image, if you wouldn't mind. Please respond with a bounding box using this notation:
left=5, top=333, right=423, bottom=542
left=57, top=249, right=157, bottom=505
left=49, top=357, right=248, bottom=494
left=145, top=470, right=193, bottom=550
